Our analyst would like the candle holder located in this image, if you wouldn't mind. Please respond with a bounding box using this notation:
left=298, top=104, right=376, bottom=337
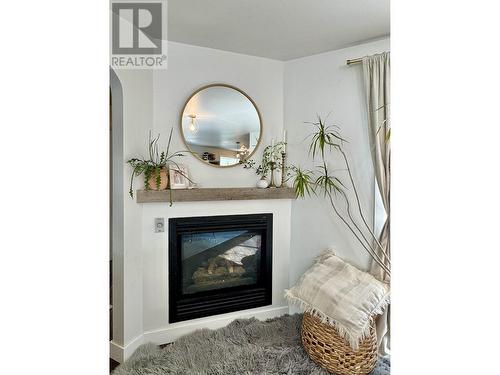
left=280, top=152, right=287, bottom=188
left=268, top=161, right=277, bottom=188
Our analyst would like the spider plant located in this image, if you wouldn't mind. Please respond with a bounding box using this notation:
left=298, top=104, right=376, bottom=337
left=290, top=115, right=391, bottom=278
left=127, top=128, right=192, bottom=204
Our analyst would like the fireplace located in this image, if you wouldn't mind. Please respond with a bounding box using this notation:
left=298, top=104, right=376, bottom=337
left=168, top=213, right=272, bottom=323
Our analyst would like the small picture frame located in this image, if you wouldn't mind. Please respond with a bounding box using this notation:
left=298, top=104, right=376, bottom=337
left=169, top=164, right=190, bottom=189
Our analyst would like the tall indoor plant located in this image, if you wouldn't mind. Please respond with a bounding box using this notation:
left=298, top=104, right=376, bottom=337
left=290, top=116, right=391, bottom=278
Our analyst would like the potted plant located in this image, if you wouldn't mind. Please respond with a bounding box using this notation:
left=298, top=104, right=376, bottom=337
left=127, top=128, right=187, bottom=199
left=288, top=115, right=390, bottom=278
left=243, top=141, right=286, bottom=188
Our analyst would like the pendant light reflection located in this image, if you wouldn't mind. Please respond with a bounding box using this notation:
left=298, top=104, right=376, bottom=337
left=188, top=114, right=198, bottom=134
left=236, top=141, right=250, bottom=160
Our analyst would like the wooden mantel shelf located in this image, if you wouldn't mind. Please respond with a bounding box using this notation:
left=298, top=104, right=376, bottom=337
left=136, top=187, right=297, bottom=203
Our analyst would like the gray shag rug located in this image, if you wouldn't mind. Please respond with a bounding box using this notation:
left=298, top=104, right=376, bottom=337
left=113, top=314, right=390, bottom=375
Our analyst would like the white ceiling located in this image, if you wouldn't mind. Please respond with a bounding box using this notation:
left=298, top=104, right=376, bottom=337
left=168, top=0, right=390, bottom=61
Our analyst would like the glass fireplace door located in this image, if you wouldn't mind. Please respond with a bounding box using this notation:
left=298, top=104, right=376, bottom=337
left=169, top=213, right=272, bottom=323
left=181, top=229, right=262, bottom=295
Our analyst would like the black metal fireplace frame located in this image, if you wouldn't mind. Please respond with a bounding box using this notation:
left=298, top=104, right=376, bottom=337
left=168, top=213, right=273, bottom=323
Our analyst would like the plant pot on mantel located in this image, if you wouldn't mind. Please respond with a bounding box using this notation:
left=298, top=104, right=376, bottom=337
left=256, top=176, right=269, bottom=189
left=146, top=167, right=169, bottom=191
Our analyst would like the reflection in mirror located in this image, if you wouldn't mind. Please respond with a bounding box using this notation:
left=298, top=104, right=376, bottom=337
left=181, top=85, right=262, bottom=167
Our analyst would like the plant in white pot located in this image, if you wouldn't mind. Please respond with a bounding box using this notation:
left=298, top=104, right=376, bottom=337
left=243, top=141, right=287, bottom=188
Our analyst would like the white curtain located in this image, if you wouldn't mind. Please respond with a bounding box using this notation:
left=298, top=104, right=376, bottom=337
left=362, top=52, right=390, bottom=356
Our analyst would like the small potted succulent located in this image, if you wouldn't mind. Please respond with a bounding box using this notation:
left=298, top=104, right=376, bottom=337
left=127, top=129, right=186, bottom=198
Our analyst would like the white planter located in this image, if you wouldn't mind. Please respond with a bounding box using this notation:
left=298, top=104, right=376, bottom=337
left=256, top=177, right=269, bottom=189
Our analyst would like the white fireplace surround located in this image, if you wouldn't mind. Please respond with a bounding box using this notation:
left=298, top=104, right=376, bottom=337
left=110, top=199, right=292, bottom=362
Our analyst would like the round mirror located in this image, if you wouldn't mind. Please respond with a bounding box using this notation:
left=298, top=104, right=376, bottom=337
left=180, top=84, right=262, bottom=167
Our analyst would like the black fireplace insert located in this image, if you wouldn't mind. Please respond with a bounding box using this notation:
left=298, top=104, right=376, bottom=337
left=168, top=214, right=272, bottom=323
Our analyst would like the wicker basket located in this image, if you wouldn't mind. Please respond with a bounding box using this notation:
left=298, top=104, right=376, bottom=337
left=301, top=313, right=378, bottom=375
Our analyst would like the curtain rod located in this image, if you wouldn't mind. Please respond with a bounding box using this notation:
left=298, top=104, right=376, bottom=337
left=346, top=58, right=362, bottom=65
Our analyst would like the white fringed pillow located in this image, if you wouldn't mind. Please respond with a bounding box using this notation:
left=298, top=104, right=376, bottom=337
left=285, top=249, right=389, bottom=349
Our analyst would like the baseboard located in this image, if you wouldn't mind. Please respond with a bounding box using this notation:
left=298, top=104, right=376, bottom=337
left=110, top=305, right=289, bottom=363
left=109, top=341, right=123, bottom=363
left=109, top=333, right=144, bottom=363
left=143, top=305, right=289, bottom=345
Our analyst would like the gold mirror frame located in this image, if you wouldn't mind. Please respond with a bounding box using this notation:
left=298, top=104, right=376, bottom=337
left=179, top=83, right=263, bottom=168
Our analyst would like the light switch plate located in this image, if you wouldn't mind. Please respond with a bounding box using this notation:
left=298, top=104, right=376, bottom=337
left=154, top=218, right=165, bottom=233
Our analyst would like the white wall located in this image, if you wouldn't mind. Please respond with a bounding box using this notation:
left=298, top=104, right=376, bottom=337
left=151, top=42, right=284, bottom=188
left=110, top=69, right=124, bottom=344
left=112, top=69, right=153, bottom=353
left=284, top=38, right=390, bottom=285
